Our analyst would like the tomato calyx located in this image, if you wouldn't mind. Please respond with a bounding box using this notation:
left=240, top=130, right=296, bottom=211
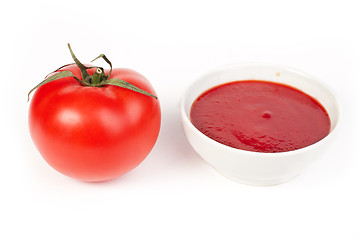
left=28, top=44, right=158, bottom=101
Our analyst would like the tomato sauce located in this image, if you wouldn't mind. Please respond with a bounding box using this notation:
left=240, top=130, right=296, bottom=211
left=190, top=80, right=331, bottom=153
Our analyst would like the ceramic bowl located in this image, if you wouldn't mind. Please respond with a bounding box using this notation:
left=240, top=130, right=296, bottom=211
left=180, top=63, right=340, bottom=185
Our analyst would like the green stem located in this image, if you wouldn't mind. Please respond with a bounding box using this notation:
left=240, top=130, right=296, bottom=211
left=92, top=68, right=102, bottom=85
left=91, top=54, right=113, bottom=80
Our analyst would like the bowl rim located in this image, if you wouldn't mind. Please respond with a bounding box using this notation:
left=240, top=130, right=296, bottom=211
left=180, top=62, right=342, bottom=157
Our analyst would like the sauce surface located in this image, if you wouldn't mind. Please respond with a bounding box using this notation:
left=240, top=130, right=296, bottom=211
left=190, top=80, right=330, bottom=153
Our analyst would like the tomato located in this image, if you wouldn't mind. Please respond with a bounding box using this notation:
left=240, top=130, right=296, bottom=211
left=28, top=45, right=161, bottom=182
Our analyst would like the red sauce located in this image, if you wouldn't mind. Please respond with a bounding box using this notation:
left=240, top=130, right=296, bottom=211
left=190, top=80, right=331, bottom=153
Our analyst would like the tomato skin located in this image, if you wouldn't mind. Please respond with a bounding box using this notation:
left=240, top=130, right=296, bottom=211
left=29, top=64, right=161, bottom=182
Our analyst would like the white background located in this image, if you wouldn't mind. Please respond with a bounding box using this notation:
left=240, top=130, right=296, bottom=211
left=1, top=0, right=360, bottom=239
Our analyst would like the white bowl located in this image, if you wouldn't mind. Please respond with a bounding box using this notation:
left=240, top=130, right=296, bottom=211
left=180, top=63, right=341, bottom=186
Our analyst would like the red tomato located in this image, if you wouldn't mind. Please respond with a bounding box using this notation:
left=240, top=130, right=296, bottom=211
left=29, top=63, right=161, bottom=182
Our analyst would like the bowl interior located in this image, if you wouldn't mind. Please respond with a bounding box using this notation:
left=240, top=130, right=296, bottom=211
left=182, top=63, right=340, bottom=132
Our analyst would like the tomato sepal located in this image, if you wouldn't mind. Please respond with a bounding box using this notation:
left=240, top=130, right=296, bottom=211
left=27, top=71, right=90, bottom=101
left=28, top=44, right=158, bottom=101
left=99, top=78, right=158, bottom=99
